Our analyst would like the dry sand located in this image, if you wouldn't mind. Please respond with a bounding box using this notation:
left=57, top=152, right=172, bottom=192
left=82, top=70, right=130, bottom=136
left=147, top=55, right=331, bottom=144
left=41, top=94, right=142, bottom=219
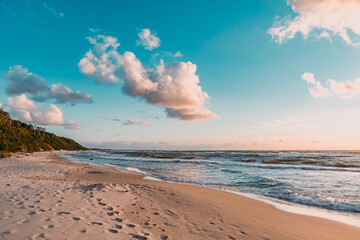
left=1, top=151, right=360, bottom=240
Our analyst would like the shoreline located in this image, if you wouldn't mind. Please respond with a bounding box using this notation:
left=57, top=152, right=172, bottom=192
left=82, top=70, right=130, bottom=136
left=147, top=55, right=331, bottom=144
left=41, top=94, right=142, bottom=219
left=1, top=151, right=360, bottom=239
left=61, top=151, right=360, bottom=229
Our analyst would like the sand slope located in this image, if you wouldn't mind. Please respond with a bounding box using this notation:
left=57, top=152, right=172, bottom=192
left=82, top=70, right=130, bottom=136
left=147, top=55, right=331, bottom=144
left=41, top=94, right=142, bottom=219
left=0, top=152, right=155, bottom=240
left=1, top=152, right=360, bottom=240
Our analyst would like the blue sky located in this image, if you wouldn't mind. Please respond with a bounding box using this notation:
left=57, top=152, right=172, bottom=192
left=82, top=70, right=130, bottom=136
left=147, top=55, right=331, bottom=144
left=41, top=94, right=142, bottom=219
left=2, top=0, right=360, bottom=150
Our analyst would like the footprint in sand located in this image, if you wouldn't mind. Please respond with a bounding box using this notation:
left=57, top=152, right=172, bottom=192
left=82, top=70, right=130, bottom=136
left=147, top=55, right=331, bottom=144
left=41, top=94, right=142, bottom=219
left=57, top=212, right=71, bottom=216
left=42, top=225, right=54, bottom=229
left=114, top=218, right=123, bottom=222
left=1, top=230, right=10, bottom=236
left=129, top=233, right=148, bottom=240
left=32, top=233, right=46, bottom=239
left=42, top=217, right=51, bottom=222
left=72, top=217, right=81, bottom=221
left=28, top=211, right=37, bottom=215
left=91, top=222, right=103, bottom=225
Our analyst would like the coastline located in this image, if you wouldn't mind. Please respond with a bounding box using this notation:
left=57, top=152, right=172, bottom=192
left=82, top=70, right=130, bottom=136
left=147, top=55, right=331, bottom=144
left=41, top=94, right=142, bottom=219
left=62, top=151, right=360, bottom=228
left=1, top=151, right=360, bottom=239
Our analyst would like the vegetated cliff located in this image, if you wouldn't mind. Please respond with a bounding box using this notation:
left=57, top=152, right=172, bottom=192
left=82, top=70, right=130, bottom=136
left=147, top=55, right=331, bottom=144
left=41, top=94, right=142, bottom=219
left=0, top=108, right=86, bottom=154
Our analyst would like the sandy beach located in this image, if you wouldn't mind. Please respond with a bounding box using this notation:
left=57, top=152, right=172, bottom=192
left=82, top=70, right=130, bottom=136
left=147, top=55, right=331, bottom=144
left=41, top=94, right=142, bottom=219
left=1, top=152, right=360, bottom=240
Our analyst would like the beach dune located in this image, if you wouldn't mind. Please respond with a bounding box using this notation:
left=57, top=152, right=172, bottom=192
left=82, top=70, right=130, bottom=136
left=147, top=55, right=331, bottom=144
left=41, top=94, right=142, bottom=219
left=0, top=152, right=359, bottom=240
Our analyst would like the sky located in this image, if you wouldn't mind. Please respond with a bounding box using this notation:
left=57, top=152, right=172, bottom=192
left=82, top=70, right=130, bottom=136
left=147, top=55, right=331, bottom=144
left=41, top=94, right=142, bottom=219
left=1, top=0, right=360, bottom=150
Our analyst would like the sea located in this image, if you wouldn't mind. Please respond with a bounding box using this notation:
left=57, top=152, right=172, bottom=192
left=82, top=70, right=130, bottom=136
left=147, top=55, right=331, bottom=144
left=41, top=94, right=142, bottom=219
left=61, top=150, right=360, bottom=227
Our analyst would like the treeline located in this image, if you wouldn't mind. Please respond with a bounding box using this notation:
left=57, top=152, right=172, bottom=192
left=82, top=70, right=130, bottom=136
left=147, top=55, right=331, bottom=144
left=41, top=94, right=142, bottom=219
left=0, top=109, right=86, bottom=154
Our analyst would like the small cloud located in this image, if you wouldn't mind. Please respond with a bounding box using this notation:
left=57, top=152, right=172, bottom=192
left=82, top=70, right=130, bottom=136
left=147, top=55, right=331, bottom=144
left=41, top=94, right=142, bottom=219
left=302, top=73, right=332, bottom=98
left=43, top=3, right=64, bottom=18
left=64, top=120, right=82, bottom=130
left=89, top=28, right=100, bottom=32
left=47, top=83, right=92, bottom=104
left=123, top=120, right=152, bottom=126
left=136, top=28, right=160, bottom=50
left=164, top=51, right=183, bottom=58
left=78, top=35, right=120, bottom=84
left=112, top=117, right=121, bottom=121
left=302, top=72, right=360, bottom=99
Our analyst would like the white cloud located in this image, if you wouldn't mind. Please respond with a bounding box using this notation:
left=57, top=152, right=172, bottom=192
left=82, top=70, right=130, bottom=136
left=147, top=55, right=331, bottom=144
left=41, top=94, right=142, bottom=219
left=268, top=0, right=360, bottom=46
left=89, top=28, right=100, bottom=32
left=327, top=78, right=360, bottom=99
left=137, top=28, right=160, bottom=50
left=7, top=94, right=63, bottom=125
left=48, top=83, right=92, bottom=104
left=302, top=72, right=360, bottom=99
left=43, top=3, right=64, bottom=18
left=123, top=120, right=152, bottom=126
left=64, top=120, right=82, bottom=130
left=5, top=65, right=48, bottom=96
left=302, top=73, right=332, bottom=98
left=164, top=51, right=183, bottom=58
left=6, top=94, right=81, bottom=128
left=79, top=34, right=218, bottom=121
left=4, top=65, right=92, bottom=104
left=78, top=35, right=120, bottom=84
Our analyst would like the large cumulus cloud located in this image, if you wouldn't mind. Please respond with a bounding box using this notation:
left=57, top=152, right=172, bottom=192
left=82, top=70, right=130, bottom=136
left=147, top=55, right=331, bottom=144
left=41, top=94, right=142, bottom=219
left=79, top=34, right=218, bottom=121
left=4, top=65, right=92, bottom=104
left=269, top=0, right=360, bottom=46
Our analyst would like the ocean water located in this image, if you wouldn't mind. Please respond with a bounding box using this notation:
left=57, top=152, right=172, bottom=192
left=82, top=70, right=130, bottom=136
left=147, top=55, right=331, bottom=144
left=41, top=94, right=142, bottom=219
left=61, top=150, right=360, bottom=221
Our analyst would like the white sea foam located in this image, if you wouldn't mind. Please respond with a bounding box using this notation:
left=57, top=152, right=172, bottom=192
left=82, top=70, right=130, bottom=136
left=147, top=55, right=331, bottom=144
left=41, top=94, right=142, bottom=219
left=228, top=190, right=360, bottom=228
left=124, top=167, right=148, bottom=175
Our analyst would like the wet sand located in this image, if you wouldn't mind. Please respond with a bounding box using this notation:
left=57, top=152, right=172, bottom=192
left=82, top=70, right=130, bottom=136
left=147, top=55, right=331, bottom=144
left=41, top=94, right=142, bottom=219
left=1, top=151, right=359, bottom=240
